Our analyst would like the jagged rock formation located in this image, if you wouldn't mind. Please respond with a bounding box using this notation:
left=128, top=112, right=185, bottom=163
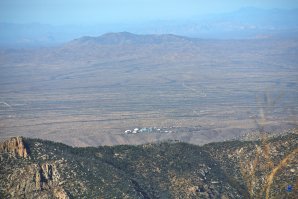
left=1, top=160, right=69, bottom=198
left=0, top=131, right=297, bottom=198
left=0, top=137, right=70, bottom=198
left=0, top=137, right=29, bottom=158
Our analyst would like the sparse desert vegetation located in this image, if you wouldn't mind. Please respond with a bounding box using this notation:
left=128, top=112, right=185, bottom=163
left=0, top=33, right=297, bottom=146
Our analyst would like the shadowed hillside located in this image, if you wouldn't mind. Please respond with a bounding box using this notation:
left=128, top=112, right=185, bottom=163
left=0, top=129, right=297, bottom=198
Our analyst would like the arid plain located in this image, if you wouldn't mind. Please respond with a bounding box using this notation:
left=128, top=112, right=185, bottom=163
left=0, top=33, right=297, bottom=146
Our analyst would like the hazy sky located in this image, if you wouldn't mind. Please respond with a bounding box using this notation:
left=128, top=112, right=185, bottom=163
left=1, top=0, right=298, bottom=25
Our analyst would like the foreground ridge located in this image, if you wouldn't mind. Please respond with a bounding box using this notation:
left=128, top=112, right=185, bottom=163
left=0, top=130, right=297, bottom=198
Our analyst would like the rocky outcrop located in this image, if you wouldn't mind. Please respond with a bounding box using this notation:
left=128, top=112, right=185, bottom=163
left=35, top=163, right=60, bottom=190
left=2, top=161, right=69, bottom=198
left=0, top=137, right=29, bottom=158
left=0, top=138, right=74, bottom=198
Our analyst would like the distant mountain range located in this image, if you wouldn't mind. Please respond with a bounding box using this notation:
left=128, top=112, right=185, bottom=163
left=70, top=32, right=193, bottom=45
left=1, top=31, right=298, bottom=146
left=1, top=7, right=298, bottom=48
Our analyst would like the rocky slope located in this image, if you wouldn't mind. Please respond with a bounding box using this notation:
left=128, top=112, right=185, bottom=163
left=0, top=130, right=297, bottom=198
left=0, top=137, right=29, bottom=158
